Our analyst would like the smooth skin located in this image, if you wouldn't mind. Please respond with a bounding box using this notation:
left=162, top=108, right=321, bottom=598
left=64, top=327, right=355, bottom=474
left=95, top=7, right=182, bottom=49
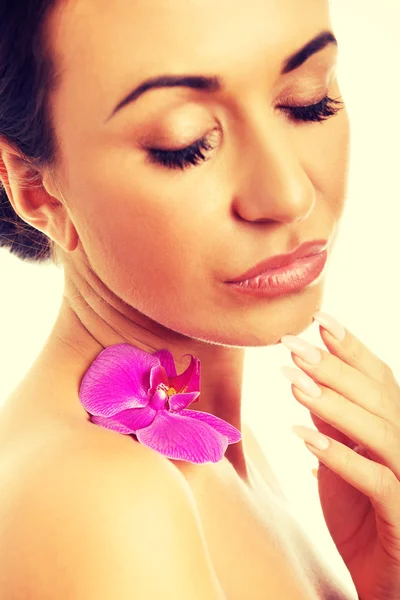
left=0, top=0, right=355, bottom=597
left=0, top=431, right=226, bottom=599
left=0, top=0, right=350, bottom=477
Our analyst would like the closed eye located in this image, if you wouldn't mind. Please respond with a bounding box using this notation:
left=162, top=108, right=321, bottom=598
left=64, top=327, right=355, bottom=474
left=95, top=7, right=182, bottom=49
left=145, top=94, right=345, bottom=171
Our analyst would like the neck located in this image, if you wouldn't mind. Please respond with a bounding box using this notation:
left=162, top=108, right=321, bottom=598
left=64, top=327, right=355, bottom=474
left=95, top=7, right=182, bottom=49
left=29, top=291, right=248, bottom=477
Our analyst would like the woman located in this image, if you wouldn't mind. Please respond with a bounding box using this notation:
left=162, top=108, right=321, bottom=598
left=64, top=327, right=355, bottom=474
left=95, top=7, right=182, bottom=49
left=0, top=0, right=399, bottom=598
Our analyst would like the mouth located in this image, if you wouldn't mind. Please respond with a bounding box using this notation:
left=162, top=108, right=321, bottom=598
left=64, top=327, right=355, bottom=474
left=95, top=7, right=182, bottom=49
left=226, top=239, right=329, bottom=284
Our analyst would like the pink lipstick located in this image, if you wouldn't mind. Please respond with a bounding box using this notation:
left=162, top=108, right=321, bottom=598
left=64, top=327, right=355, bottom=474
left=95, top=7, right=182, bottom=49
left=226, top=240, right=328, bottom=298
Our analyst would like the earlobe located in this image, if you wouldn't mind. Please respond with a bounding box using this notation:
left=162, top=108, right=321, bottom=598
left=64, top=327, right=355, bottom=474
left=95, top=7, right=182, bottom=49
left=41, top=170, right=80, bottom=253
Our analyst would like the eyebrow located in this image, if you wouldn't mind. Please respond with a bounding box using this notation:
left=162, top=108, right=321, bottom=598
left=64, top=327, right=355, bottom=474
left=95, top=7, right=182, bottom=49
left=107, top=30, right=337, bottom=121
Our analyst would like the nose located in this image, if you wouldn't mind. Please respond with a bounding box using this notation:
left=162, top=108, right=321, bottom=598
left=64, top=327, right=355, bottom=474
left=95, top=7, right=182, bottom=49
left=232, top=113, right=316, bottom=224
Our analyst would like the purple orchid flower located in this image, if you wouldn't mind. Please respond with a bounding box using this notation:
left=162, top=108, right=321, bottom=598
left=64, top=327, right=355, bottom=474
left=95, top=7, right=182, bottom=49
left=78, top=344, right=242, bottom=464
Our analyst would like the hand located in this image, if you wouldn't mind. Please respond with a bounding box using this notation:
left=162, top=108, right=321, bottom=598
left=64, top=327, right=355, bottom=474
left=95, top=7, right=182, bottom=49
left=280, top=312, right=400, bottom=600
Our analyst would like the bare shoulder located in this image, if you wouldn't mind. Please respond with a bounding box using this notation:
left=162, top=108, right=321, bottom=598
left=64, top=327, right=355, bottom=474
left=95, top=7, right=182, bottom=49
left=0, top=426, right=226, bottom=599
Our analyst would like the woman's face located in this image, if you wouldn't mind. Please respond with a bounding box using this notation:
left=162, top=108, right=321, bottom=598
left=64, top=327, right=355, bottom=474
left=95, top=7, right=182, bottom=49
left=46, top=0, right=350, bottom=347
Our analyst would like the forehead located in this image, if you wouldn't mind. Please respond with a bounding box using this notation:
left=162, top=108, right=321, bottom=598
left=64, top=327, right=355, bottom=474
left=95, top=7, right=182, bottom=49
left=47, top=0, right=331, bottom=129
left=50, top=0, right=330, bottom=81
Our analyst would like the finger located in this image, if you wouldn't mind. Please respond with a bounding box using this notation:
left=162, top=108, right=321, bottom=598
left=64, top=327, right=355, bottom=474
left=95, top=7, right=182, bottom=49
left=292, top=425, right=400, bottom=537
left=309, top=410, right=358, bottom=449
left=282, top=337, right=400, bottom=423
left=290, top=383, right=400, bottom=478
left=313, top=311, right=399, bottom=394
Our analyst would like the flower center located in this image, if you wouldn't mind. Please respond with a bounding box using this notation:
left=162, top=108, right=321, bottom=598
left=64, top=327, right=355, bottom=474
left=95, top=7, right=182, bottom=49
left=150, top=383, right=178, bottom=410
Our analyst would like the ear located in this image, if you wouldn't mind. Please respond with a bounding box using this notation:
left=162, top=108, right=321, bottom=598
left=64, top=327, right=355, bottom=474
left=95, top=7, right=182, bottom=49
left=0, top=142, right=78, bottom=253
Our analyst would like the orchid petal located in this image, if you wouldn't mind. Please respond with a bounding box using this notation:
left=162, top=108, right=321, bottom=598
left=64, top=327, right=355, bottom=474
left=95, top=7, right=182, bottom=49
left=152, top=350, right=177, bottom=378
left=149, top=363, right=168, bottom=390
left=90, top=405, right=157, bottom=434
left=179, top=409, right=242, bottom=443
left=115, top=406, right=157, bottom=431
left=136, top=410, right=228, bottom=464
left=168, top=391, right=200, bottom=412
left=90, top=415, right=133, bottom=434
left=79, top=343, right=158, bottom=417
left=168, top=354, right=200, bottom=394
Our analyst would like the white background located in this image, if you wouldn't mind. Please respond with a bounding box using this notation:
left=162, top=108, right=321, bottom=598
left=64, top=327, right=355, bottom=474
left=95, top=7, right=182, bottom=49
left=0, top=1, right=399, bottom=597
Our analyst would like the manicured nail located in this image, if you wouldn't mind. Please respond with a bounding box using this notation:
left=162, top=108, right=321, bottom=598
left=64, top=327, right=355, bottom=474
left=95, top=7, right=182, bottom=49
left=280, top=366, right=322, bottom=398
left=313, top=311, right=346, bottom=341
left=280, top=335, right=322, bottom=365
left=291, top=425, right=330, bottom=450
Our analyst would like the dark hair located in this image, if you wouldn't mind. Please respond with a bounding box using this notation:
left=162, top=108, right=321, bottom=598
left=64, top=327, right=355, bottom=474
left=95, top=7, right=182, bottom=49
left=0, top=0, right=60, bottom=264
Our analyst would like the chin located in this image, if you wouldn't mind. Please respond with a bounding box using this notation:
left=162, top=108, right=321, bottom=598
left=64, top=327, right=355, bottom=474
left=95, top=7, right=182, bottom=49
left=271, top=287, right=325, bottom=345
left=176, top=281, right=326, bottom=349
left=246, top=282, right=325, bottom=347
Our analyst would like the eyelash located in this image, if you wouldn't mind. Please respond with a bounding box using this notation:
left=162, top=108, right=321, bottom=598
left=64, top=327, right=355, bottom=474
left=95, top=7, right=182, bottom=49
left=146, top=95, right=345, bottom=172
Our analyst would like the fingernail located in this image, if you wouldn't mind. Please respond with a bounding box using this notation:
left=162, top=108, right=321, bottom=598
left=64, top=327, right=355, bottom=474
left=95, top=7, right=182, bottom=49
left=291, top=425, right=330, bottom=450
left=280, top=335, right=322, bottom=365
left=313, top=311, right=346, bottom=341
left=281, top=366, right=322, bottom=398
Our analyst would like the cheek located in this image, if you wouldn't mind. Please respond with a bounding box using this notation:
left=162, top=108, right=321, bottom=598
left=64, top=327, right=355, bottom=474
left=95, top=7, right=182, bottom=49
left=308, top=111, right=351, bottom=214
left=67, top=162, right=215, bottom=310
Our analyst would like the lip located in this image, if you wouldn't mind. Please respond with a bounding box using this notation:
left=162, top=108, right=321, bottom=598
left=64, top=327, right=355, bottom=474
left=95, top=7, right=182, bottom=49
left=226, top=251, right=328, bottom=298
left=226, top=239, right=329, bottom=283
